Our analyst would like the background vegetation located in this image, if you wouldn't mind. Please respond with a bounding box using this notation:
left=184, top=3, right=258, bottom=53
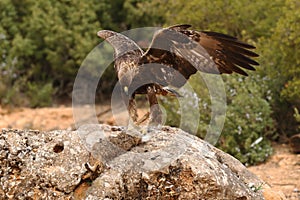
left=0, top=0, right=299, bottom=165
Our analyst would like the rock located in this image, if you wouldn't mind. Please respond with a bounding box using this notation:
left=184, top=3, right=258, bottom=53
left=289, top=133, right=300, bottom=153
left=0, top=128, right=90, bottom=199
left=0, top=125, right=270, bottom=199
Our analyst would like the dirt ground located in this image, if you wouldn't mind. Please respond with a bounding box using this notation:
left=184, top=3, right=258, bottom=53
left=248, top=143, right=300, bottom=200
left=0, top=105, right=299, bottom=199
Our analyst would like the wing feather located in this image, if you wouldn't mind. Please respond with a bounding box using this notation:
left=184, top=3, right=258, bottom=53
left=226, top=44, right=259, bottom=57
left=200, top=31, right=256, bottom=49
left=140, top=25, right=259, bottom=87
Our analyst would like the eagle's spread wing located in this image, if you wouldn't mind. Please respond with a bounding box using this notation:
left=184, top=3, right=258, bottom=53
left=139, top=24, right=259, bottom=88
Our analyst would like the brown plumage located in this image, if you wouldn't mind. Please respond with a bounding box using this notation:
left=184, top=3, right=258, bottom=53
left=97, top=24, right=259, bottom=125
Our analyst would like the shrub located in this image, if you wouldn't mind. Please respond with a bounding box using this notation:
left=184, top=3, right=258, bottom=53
left=26, top=82, right=54, bottom=108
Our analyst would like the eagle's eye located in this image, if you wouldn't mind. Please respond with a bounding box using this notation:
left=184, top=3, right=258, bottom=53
left=123, top=86, right=129, bottom=96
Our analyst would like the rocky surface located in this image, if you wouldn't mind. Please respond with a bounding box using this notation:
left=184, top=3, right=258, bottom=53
left=0, top=125, right=276, bottom=199
left=0, top=128, right=89, bottom=199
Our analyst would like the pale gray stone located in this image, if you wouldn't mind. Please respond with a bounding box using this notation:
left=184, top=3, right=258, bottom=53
left=0, top=125, right=265, bottom=199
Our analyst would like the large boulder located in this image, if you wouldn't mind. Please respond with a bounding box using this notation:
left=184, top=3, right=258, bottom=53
left=0, top=125, right=267, bottom=199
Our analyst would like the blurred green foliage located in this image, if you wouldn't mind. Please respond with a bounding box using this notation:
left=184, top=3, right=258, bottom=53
left=0, top=0, right=155, bottom=106
left=258, top=0, right=300, bottom=136
left=220, top=75, right=274, bottom=165
left=0, top=0, right=100, bottom=106
left=0, top=0, right=299, bottom=164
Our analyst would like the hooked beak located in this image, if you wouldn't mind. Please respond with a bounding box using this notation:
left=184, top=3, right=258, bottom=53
left=124, top=86, right=129, bottom=96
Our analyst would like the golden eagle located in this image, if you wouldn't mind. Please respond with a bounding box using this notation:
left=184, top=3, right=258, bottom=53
left=97, top=24, right=259, bottom=125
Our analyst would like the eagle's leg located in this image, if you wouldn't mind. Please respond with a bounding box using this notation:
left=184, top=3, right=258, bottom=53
left=128, top=95, right=138, bottom=123
left=136, top=112, right=150, bottom=125
left=126, top=95, right=144, bottom=137
left=147, top=86, right=162, bottom=126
